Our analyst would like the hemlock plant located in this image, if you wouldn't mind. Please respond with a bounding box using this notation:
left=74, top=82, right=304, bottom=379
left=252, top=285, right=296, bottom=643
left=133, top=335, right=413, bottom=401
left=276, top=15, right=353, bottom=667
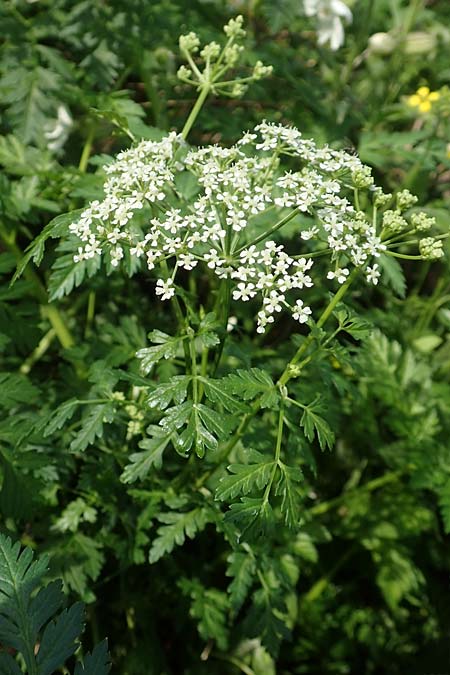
left=5, top=12, right=450, bottom=673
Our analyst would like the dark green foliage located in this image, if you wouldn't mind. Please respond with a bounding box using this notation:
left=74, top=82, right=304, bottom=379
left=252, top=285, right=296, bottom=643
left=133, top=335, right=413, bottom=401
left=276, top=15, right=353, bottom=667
left=1, top=1, right=450, bottom=673
left=0, top=535, right=110, bottom=674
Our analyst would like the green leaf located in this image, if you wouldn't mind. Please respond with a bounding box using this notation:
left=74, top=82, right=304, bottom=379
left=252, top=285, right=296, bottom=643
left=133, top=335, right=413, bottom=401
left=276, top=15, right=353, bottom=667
left=226, top=551, right=256, bottom=613
left=299, top=397, right=335, bottom=451
left=121, top=427, right=172, bottom=483
left=224, top=497, right=273, bottom=542
left=223, top=368, right=279, bottom=409
left=162, top=401, right=233, bottom=459
left=146, top=376, right=190, bottom=411
left=0, top=373, right=39, bottom=408
left=378, top=254, right=406, bottom=299
left=43, top=398, right=79, bottom=437
left=0, top=536, right=53, bottom=669
left=74, top=640, right=111, bottom=675
left=137, top=330, right=186, bottom=375
left=374, top=547, right=424, bottom=610
left=274, top=462, right=303, bottom=528
left=70, top=403, right=114, bottom=453
left=0, top=653, right=22, bottom=675
left=197, top=312, right=220, bottom=348
left=181, top=580, right=229, bottom=651
left=437, top=479, right=450, bottom=534
left=48, top=250, right=101, bottom=301
left=149, top=507, right=213, bottom=564
left=216, top=451, right=275, bottom=501
left=12, top=210, right=83, bottom=284
left=37, top=603, right=84, bottom=675
left=201, top=376, right=248, bottom=414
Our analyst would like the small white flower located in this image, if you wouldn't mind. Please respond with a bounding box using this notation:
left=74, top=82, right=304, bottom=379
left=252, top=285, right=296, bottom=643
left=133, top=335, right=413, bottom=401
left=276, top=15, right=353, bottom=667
left=366, top=264, right=380, bottom=285
left=204, top=249, right=225, bottom=269
left=292, top=299, right=312, bottom=323
left=327, top=267, right=349, bottom=284
left=155, top=278, right=175, bottom=301
left=233, top=282, right=256, bottom=302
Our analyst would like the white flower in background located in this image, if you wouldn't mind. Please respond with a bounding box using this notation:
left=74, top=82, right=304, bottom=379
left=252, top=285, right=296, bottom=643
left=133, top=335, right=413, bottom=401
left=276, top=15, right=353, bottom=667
left=44, top=105, right=73, bottom=152
left=304, top=0, right=353, bottom=51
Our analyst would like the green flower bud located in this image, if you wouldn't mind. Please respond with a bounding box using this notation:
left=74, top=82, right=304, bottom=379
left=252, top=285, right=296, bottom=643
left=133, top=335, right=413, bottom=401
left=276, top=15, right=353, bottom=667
left=351, top=165, right=374, bottom=189
left=200, top=41, right=221, bottom=60
left=224, top=15, right=246, bottom=39
left=419, top=237, right=444, bottom=260
left=411, top=212, right=435, bottom=232
left=177, top=65, right=193, bottom=82
left=373, top=188, right=392, bottom=208
left=396, top=189, right=418, bottom=211
left=382, top=209, right=408, bottom=234
left=179, top=32, right=200, bottom=53
left=253, top=60, right=273, bottom=81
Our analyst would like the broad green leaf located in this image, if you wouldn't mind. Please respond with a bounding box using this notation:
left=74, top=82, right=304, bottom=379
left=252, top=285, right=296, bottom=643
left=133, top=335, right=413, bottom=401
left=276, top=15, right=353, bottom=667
left=200, top=376, right=248, bottom=414
left=378, top=254, right=406, bottom=299
left=183, top=580, right=229, bottom=651
left=48, top=250, right=101, bottom=300
left=224, top=497, right=273, bottom=541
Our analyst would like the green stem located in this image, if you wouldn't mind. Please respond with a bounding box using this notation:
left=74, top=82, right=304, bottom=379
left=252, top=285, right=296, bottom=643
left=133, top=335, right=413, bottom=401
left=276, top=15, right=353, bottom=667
left=1, top=228, right=75, bottom=349
left=278, top=269, right=358, bottom=387
left=262, top=401, right=285, bottom=505
left=85, top=290, right=96, bottom=338
left=200, top=270, right=358, bottom=479
left=181, top=85, right=211, bottom=141
left=301, top=546, right=356, bottom=605
left=235, top=208, right=300, bottom=254
left=78, top=126, right=95, bottom=173
left=386, top=251, right=423, bottom=260
left=308, top=469, right=403, bottom=517
left=19, top=328, right=56, bottom=375
left=211, top=653, right=255, bottom=675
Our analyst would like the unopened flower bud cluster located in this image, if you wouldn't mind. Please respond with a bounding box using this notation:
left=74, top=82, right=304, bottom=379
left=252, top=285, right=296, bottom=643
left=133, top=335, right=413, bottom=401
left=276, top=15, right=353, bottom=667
left=177, top=16, right=272, bottom=97
left=67, top=121, right=437, bottom=333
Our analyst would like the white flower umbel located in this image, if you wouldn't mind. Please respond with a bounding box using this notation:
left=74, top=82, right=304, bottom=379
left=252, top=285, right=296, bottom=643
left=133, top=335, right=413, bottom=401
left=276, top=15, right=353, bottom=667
left=304, top=0, right=353, bottom=51
left=66, top=120, right=429, bottom=333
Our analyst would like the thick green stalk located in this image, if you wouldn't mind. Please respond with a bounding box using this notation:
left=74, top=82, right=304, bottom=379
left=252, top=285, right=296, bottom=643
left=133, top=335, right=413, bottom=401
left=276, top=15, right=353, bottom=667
left=181, top=85, right=210, bottom=141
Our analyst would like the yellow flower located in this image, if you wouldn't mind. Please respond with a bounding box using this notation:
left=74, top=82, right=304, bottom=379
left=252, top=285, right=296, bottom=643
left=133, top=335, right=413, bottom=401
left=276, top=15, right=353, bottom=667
left=407, top=86, right=440, bottom=113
